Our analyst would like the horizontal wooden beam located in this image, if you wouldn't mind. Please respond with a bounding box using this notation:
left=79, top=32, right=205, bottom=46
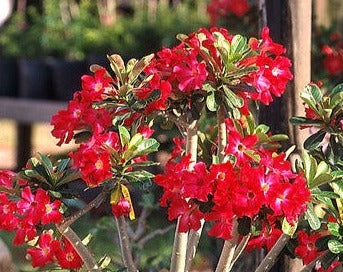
left=0, top=97, right=67, bottom=123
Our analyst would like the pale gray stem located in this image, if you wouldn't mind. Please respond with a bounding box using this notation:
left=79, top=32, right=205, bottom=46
left=115, top=216, right=138, bottom=272
left=56, top=225, right=100, bottom=271
left=170, top=121, right=198, bottom=272
left=255, top=234, right=291, bottom=272
left=229, top=234, right=252, bottom=270
left=215, top=219, right=239, bottom=272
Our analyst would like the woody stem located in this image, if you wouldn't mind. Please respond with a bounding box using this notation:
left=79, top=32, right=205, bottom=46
left=115, top=216, right=137, bottom=272
left=170, top=120, right=198, bottom=272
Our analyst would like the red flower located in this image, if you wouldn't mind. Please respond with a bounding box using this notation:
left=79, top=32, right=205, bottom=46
left=55, top=238, right=83, bottom=269
left=247, top=225, right=282, bottom=252
left=259, top=27, right=286, bottom=55
left=81, top=68, right=113, bottom=100
left=232, top=165, right=265, bottom=218
left=294, top=231, right=322, bottom=265
left=111, top=197, right=131, bottom=218
left=206, top=206, right=234, bottom=240
left=173, top=57, right=208, bottom=93
left=168, top=200, right=204, bottom=232
left=0, top=170, right=15, bottom=189
left=13, top=218, right=37, bottom=246
left=225, top=130, right=258, bottom=164
left=0, top=193, right=18, bottom=231
left=323, top=54, right=343, bottom=76
left=27, top=233, right=60, bottom=268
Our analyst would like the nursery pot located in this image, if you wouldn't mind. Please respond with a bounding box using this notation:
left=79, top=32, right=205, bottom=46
left=48, top=58, right=88, bottom=101
left=18, top=58, right=52, bottom=99
left=0, top=57, right=18, bottom=97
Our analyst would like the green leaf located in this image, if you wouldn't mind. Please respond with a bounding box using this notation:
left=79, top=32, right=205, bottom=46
left=229, top=34, right=248, bottom=60
left=206, top=91, right=219, bottom=112
left=222, top=86, right=244, bottom=107
left=307, top=84, right=323, bottom=103
left=330, top=92, right=343, bottom=109
left=268, top=134, right=289, bottom=142
left=289, top=116, right=322, bottom=126
left=328, top=239, right=343, bottom=254
left=99, top=255, right=112, bottom=269
left=331, top=83, right=343, bottom=97
left=82, top=233, right=93, bottom=246
left=128, top=133, right=144, bottom=151
left=311, top=189, right=340, bottom=199
left=328, top=222, right=340, bottom=237
left=246, top=114, right=255, bottom=135
left=310, top=174, right=333, bottom=188
left=255, top=124, right=270, bottom=134
left=118, top=126, right=131, bottom=147
left=56, top=158, right=70, bottom=172
left=133, top=138, right=160, bottom=157
left=304, top=130, right=326, bottom=150
left=39, top=153, right=53, bottom=177
left=282, top=218, right=297, bottom=236
left=129, top=161, right=160, bottom=168
left=129, top=54, right=154, bottom=82
left=305, top=204, right=321, bottom=230
left=124, top=170, right=155, bottom=182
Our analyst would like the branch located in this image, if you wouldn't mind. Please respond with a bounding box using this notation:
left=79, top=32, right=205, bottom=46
left=299, top=250, right=330, bottom=272
left=185, top=106, right=227, bottom=271
left=215, top=219, right=239, bottom=272
left=137, top=225, right=174, bottom=249
left=59, top=189, right=108, bottom=230
left=56, top=225, right=100, bottom=271
left=170, top=120, right=198, bottom=272
left=115, top=216, right=138, bottom=272
left=229, top=233, right=252, bottom=270
left=132, top=206, right=153, bottom=241
left=255, top=234, right=291, bottom=272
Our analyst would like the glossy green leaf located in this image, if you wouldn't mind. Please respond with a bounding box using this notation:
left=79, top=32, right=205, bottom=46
left=118, top=126, right=130, bottom=147
left=330, top=91, right=343, bottom=109
left=222, top=85, right=244, bottom=108
left=310, top=174, right=333, bottom=189
left=282, top=218, right=297, bottom=236
left=305, top=204, right=321, bottom=230
left=307, top=84, right=323, bottom=103
left=206, top=91, right=219, bottom=112
left=128, top=133, right=144, bottom=151
left=328, top=239, right=343, bottom=254
left=304, top=130, right=326, bottom=150
left=289, top=116, right=322, bottom=126
left=328, top=222, right=340, bottom=237
left=311, top=189, right=340, bottom=199
left=124, top=170, right=155, bottom=182
left=129, top=54, right=154, bottom=82
left=331, top=83, right=343, bottom=96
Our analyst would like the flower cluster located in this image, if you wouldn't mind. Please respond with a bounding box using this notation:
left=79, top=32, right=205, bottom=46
left=0, top=170, right=83, bottom=269
left=155, top=119, right=311, bottom=240
left=207, top=0, right=251, bottom=26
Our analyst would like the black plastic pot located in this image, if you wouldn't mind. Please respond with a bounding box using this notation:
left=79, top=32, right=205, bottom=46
left=0, top=57, right=18, bottom=97
left=48, top=59, right=88, bottom=101
left=18, top=58, right=52, bottom=99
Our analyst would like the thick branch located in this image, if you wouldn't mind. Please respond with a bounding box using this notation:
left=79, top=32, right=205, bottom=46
left=229, top=234, right=252, bottom=270
left=56, top=225, right=100, bottom=271
left=299, top=250, right=330, bottom=272
left=115, top=216, right=137, bottom=272
left=215, top=219, right=239, bottom=272
left=170, top=120, right=198, bottom=272
left=185, top=219, right=205, bottom=272
left=255, top=234, right=291, bottom=272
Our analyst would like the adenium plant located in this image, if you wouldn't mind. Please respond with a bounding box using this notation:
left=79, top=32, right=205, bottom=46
left=0, top=27, right=342, bottom=272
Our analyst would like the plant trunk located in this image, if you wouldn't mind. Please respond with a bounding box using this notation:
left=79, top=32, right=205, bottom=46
left=170, top=120, right=198, bottom=272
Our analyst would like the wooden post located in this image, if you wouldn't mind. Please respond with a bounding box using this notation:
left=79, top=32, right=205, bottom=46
left=288, top=0, right=312, bottom=150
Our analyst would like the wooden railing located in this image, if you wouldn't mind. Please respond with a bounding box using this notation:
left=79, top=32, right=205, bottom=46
left=0, top=97, right=67, bottom=170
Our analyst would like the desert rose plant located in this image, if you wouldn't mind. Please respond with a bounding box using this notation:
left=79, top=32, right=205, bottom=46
left=0, top=26, right=342, bottom=272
